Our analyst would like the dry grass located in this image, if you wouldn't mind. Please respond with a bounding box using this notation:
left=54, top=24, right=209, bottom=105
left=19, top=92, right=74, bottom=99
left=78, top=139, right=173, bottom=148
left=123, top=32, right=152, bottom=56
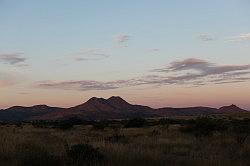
left=0, top=121, right=249, bottom=166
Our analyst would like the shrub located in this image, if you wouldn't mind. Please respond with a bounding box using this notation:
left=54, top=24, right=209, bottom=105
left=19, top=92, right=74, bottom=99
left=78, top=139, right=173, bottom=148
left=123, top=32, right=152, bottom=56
left=15, top=122, right=23, bottom=128
left=31, top=120, right=56, bottom=128
left=158, top=118, right=171, bottom=130
left=32, top=119, right=81, bottom=129
left=231, top=119, right=250, bottom=146
left=92, top=121, right=109, bottom=130
left=16, top=143, right=61, bottom=166
left=66, top=144, right=104, bottom=164
left=105, top=125, right=128, bottom=143
left=180, top=117, right=229, bottom=138
left=124, top=118, right=148, bottom=128
left=66, top=117, right=84, bottom=125
left=58, top=121, right=74, bottom=130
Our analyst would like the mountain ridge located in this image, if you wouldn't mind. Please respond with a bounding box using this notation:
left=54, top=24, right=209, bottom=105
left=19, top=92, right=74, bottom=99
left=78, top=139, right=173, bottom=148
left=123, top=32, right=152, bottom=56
left=0, top=96, right=248, bottom=122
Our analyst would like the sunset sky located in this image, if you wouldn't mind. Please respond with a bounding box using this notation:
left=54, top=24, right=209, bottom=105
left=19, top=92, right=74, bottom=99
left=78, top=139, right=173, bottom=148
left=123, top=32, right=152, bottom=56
left=0, top=0, right=250, bottom=109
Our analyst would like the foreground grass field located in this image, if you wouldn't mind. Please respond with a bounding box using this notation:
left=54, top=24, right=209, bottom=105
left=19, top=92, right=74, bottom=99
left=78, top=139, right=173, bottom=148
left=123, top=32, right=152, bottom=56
left=0, top=116, right=249, bottom=166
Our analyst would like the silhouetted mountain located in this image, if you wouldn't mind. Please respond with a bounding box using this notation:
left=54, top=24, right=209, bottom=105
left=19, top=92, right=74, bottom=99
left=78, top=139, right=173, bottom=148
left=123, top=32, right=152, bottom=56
left=0, top=97, right=248, bottom=122
left=156, top=107, right=219, bottom=116
left=39, top=96, right=157, bottom=120
left=219, top=104, right=247, bottom=113
left=0, top=105, right=64, bottom=122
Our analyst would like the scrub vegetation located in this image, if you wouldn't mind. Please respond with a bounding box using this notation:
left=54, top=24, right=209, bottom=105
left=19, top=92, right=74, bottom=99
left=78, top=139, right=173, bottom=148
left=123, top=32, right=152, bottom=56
left=0, top=115, right=249, bottom=166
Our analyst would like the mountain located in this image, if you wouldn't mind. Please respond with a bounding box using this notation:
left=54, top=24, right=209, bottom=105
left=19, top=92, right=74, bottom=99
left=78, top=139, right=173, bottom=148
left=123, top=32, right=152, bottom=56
left=38, top=96, right=157, bottom=120
left=157, top=104, right=249, bottom=116
left=0, top=97, right=248, bottom=122
left=156, top=106, right=219, bottom=116
left=0, top=105, right=64, bottom=122
left=218, top=104, right=247, bottom=113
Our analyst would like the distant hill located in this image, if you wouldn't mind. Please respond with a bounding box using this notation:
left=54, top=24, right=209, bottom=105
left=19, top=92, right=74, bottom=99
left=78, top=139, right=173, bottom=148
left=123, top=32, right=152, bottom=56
left=218, top=104, right=247, bottom=113
left=0, top=96, right=248, bottom=122
left=37, top=96, right=157, bottom=120
left=0, top=105, right=64, bottom=122
left=155, top=106, right=219, bottom=116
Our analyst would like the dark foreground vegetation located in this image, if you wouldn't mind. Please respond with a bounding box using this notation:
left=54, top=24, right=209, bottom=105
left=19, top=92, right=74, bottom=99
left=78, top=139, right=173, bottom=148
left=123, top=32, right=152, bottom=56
left=0, top=115, right=249, bottom=166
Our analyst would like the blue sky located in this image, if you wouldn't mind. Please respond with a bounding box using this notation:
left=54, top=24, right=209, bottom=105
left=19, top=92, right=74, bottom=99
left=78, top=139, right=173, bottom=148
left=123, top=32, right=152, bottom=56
left=0, top=0, right=250, bottom=109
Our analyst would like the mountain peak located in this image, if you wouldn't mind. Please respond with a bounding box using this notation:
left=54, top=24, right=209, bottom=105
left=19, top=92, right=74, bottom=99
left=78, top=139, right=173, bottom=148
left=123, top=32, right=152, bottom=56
left=220, top=104, right=239, bottom=109
left=32, top=104, right=50, bottom=108
left=219, top=104, right=246, bottom=113
left=108, top=96, right=125, bottom=101
left=109, top=96, right=121, bottom=99
left=86, top=97, right=106, bottom=103
left=107, top=96, right=129, bottom=104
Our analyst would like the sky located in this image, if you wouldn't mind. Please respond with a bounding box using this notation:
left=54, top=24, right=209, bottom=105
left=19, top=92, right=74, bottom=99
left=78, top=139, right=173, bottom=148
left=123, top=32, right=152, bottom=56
left=0, top=0, right=250, bottom=109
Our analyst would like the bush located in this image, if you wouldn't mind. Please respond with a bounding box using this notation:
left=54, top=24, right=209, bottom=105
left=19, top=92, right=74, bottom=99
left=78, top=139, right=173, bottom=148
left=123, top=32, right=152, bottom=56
left=105, top=126, right=128, bottom=144
left=16, top=143, right=62, bottom=166
left=15, top=122, right=23, bottom=128
left=180, top=117, right=229, bottom=138
left=92, top=121, right=109, bottom=130
left=58, top=121, right=74, bottom=130
left=31, top=121, right=49, bottom=128
left=66, top=144, right=104, bottom=164
left=158, top=118, right=170, bottom=130
left=231, top=119, right=250, bottom=146
left=124, top=118, right=148, bottom=128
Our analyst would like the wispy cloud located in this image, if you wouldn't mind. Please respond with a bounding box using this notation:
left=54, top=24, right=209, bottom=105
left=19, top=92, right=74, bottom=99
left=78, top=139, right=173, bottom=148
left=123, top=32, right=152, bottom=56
left=198, top=34, right=215, bottom=41
left=154, top=58, right=250, bottom=74
left=36, top=58, right=250, bottom=91
left=37, top=80, right=125, bottom=91
left=0, top=53, right=27, bottom=65
left=114, top=34, right=130, bottom=47
left=228, top=33, right=250, bottom=42
left=73, top=49, right=110, bottom=61
left=151, top=58, right=250, bottom=85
